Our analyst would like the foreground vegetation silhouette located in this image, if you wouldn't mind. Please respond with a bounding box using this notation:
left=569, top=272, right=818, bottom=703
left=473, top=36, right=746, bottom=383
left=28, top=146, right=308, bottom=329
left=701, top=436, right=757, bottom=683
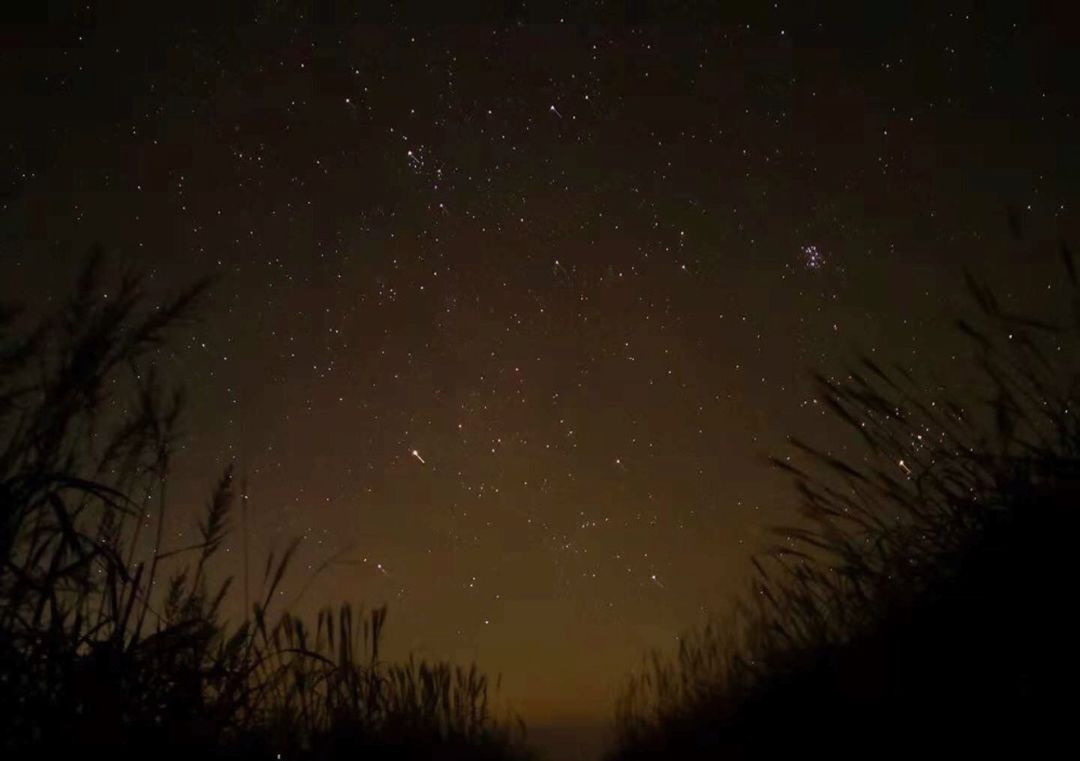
left=612, top=243, right=1080, bottom=759
left=0, top=252, right=533, bottom=760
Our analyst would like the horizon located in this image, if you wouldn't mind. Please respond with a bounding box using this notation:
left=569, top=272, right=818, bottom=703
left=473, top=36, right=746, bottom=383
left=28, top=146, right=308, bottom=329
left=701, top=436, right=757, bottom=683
left=3, top=4, right=1079, bottom=758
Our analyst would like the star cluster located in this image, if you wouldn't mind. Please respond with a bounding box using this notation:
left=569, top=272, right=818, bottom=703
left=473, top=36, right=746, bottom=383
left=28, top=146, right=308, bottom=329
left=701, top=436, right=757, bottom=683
left=2, top=4, right=1078, bottom=727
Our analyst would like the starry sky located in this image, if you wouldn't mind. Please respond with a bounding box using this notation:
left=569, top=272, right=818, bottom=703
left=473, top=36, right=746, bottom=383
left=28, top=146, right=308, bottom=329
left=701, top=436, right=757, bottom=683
left=3, top=1, right=1079, bottom=740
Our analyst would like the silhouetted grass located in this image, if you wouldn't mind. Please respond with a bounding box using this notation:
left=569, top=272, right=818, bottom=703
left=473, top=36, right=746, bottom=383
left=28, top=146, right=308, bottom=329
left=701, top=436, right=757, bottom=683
left=0, top=251, right=533, bottom=760
left=612, top=242, right=1080, bottom=759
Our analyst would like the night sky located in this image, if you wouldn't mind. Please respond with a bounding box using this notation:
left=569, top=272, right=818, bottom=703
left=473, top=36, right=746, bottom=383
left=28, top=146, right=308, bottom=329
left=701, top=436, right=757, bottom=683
left=3, top=1, right=1079, bottom=744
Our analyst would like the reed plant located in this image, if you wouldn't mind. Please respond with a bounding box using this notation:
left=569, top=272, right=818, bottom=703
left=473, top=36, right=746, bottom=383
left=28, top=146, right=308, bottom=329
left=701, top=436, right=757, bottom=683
left=612, top=242, right=1080, bottom=759
left=0, top=251, right=532, bottom=760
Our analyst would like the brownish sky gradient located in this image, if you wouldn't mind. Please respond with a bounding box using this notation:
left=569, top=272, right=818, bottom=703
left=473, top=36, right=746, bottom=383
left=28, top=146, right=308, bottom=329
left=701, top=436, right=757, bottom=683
left=3, top=1, right=1079, bottom=740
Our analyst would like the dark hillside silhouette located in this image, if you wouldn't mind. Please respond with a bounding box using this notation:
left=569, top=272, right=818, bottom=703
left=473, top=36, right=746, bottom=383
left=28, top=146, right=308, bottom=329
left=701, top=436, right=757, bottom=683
left=611, top=243, right=1080, bottom=759
left=0, top=252, right=534, bottom=760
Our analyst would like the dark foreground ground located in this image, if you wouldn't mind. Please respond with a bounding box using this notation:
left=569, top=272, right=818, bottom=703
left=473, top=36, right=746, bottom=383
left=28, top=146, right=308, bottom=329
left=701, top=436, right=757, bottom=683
left=530, top=722, right=611, bottom=761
